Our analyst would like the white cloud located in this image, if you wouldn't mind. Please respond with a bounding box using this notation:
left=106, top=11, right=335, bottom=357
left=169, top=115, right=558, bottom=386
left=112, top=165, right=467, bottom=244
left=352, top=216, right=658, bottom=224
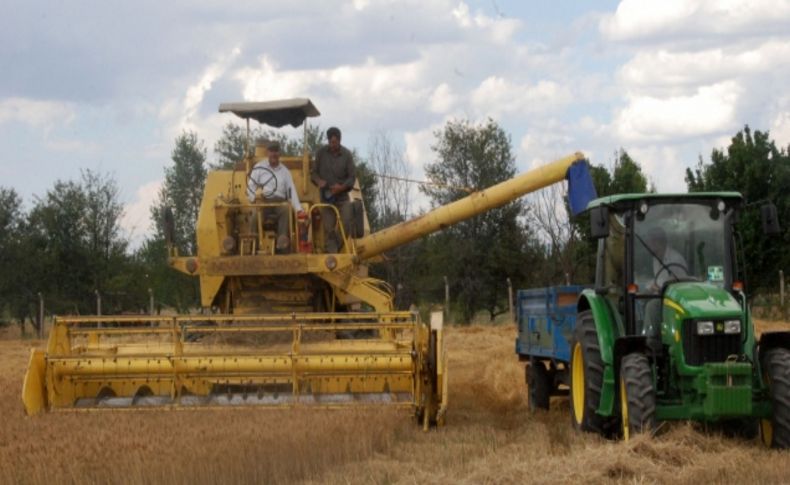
left=627, top=145, right=686, bottom=192
left=0, top=97, right=76, bottom=129
left=619, top=41, right=790, bottom=93
left=612, top=81, right=741, bottom=142
left=160, top=46, right=242, bottom=135
left=772, top=110, right=790, bottom=148
left=451, top=1, right=521, bottom=44
left=404, top=126, right=436, bottom=172
left=235, top=55, right=432, bottom=131
left=429, top=83, right=457, bottom=114
left=470, top=77, right=571, bottom=119
left=120, top=179, right=163, bottom=248
left=600, top=0, right=790, bottom=42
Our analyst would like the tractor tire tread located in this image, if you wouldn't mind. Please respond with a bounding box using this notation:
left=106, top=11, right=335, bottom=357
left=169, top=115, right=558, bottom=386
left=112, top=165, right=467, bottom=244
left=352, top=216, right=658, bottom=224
left=763, top=348, right=790, bottom=448
left=571, top=310, right=614, bottom=435
left=621, top=352, right=656, bottom=436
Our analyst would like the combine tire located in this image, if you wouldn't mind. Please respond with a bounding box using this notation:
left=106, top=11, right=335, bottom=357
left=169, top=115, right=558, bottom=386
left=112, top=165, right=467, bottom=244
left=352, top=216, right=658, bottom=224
left=760, top=348, right=790, bottom=448
left=570, top=310, right=612, bottom=435
left=619, top=352, right=656, bottom=440
left=528, top=359, right=551, bottom=411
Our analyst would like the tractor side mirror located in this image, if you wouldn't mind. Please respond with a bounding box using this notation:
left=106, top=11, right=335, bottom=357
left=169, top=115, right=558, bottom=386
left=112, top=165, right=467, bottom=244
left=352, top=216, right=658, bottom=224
left=589, top=206, right=610, bottom=239
left=761, top=203, right=781, bottom=235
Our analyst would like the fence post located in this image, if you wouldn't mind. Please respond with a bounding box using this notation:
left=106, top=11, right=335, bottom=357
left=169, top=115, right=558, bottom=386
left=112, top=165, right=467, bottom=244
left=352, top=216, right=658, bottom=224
left=443, top=276, right=449, bottom=324
left=148, top=288, right=154, bottom=315
left=37, top=292, right=44, bottom=339
left=507, top=277, right=514, bottom=325
left=781, top=270, right=786, bottom=320
left=95, top=289, right=101, bottom=316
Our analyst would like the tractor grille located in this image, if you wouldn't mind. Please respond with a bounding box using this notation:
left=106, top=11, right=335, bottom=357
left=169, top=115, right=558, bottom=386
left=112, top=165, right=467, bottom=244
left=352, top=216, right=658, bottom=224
left=681, top=320, right=741, bottom=366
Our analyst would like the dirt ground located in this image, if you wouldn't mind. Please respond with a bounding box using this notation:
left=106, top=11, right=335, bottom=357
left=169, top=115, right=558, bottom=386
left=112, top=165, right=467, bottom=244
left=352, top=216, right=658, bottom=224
left=2, top=320, right=790, bottom=484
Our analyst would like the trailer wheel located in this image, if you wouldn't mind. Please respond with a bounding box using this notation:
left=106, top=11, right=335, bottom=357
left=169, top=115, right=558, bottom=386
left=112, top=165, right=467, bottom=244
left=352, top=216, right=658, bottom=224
left=528, top=359, right=551, bottom=411
left=570, top=310, right=612, bottom=435
left=619, top=352, right=656, bottom=441
left=760, top=348, right=790, bottom=448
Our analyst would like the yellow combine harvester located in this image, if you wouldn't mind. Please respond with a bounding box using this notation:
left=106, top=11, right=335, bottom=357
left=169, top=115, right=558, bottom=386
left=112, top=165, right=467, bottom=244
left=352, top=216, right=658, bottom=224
left=23, top=98, right=593, bottom=428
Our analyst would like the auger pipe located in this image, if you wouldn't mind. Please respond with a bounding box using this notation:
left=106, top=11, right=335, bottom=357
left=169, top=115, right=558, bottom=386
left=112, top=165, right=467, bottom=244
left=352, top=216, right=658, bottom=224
left=354, top=152, right=586, bottom=260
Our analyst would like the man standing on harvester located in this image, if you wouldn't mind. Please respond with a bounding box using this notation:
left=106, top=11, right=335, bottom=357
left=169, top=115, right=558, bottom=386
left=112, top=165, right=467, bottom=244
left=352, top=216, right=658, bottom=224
left=247, top=140, right=304, bottom=253
left=311, top=126, right=356, bottom=253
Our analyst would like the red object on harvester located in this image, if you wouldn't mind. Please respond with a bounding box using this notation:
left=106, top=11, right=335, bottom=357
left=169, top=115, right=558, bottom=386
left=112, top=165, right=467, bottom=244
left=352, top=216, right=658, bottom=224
left=298, top=211, right=312, bottom=253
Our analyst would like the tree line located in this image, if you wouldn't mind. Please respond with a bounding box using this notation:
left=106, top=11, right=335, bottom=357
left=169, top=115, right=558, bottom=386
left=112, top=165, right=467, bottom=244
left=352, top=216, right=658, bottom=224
left=1, top=122, right=788, bottom=328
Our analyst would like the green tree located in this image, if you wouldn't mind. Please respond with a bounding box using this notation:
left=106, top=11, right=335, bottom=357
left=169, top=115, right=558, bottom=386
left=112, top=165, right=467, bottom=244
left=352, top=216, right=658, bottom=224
left=151, top=131, right=207, bottom=255
left=564, top=149, right=651, bottom=285
left=685, top=126, right=790, bottom=293
left=24, top=171, right=134, bottom=314
left=0, top=188, right=32, bottom=328
left=419, top=118, right=539, bottom=323
left=211, top=122, right=324, bottom=169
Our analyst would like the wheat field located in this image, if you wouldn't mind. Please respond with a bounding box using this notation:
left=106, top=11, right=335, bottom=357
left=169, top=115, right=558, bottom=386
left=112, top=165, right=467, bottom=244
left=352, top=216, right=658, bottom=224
left=2, top=321, right=790, bottom=484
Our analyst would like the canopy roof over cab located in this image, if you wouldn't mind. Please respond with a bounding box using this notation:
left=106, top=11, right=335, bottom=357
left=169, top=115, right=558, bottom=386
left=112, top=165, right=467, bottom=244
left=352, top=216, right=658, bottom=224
left=218, top=98, right=320, bottom=128
left=586, top=192, right=743, bottom=212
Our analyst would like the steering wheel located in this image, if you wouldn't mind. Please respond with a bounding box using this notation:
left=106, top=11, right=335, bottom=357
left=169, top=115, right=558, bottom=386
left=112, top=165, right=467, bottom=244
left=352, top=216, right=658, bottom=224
left=653, top=262, right=690, bottom=289
left=249, top=166, right=277, bottom=199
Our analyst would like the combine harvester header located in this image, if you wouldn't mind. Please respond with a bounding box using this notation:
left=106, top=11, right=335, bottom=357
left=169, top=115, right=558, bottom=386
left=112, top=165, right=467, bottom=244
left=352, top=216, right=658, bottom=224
left=23, top=98, right=596, bottom=429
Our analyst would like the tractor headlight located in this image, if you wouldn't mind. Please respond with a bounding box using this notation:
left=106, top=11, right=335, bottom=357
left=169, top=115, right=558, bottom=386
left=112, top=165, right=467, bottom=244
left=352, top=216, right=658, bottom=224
left=696, top=321, right=715, bottom=335
left=723, top=319, right=741, bottom=334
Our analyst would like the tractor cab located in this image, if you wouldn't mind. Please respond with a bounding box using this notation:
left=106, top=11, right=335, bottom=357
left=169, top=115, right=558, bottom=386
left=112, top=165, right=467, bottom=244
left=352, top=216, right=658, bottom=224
left=571, top=191, right=790, bottom=445
left=589, top=193, right=744, bottom=339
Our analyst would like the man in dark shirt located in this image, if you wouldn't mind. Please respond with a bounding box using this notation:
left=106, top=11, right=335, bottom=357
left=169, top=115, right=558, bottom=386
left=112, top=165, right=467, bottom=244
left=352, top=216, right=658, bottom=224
left=311, top=127, right=356, bottom=253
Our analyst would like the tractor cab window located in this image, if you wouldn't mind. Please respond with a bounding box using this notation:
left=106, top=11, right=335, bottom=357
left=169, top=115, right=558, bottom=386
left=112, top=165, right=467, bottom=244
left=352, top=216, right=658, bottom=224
left=633, top=202, right=727, bottom=290
left=632, top=202, right=728, bottom=335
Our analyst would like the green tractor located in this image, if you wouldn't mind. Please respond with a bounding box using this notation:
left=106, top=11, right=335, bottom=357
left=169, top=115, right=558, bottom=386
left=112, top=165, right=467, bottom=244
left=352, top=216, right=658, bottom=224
left=570, top=192, right=788, bottom=445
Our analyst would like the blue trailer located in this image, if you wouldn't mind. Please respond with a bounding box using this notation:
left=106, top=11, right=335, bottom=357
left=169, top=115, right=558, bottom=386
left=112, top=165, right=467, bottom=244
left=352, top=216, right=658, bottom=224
left=515, top=285, right=588, bottom=411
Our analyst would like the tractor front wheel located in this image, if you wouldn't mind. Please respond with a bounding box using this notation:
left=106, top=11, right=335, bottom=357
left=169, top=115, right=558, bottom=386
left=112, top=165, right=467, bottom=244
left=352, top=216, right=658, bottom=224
left=619, top=352, right=656, bottom=441
left=760, top=348, right=790, bottom=448
left=570, top=310, right=612, bottom=435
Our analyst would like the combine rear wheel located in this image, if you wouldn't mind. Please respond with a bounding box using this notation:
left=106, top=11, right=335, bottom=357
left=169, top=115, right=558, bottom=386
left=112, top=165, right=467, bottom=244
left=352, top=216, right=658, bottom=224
left=527, top=359, right=551, bottom=411
left=760, top=348, right=790, bottom=448
left=569, top=310, right=612, bottom=435
left=619, top=352, right=656, bottom=440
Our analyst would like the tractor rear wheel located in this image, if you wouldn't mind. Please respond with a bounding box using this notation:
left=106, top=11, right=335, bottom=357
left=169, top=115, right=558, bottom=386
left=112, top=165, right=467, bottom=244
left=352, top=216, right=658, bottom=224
left=569, top=310, right=612, bottom=435
left=760, top=348, right=790, bottom=448
left=619, top=352, right=656, bottom=441
left=528, top=359, right=551, bottom=411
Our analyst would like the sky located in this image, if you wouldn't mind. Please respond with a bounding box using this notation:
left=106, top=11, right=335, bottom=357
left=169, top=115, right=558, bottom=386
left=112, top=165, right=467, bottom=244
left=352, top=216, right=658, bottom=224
left=2, top=0, right=790, bottom=247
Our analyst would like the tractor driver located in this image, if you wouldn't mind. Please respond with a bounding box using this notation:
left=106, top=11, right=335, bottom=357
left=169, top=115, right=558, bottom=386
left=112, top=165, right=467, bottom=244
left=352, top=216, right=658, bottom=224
left=641, top=226, right=688, bottom=335
left=311, top=127, right=356, bottom=253
left=247, top=141, right=305, bottom=252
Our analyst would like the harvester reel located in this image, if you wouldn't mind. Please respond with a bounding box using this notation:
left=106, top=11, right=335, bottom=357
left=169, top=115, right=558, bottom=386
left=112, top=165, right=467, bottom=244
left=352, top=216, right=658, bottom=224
left=249, top=166, right=277, bottom=199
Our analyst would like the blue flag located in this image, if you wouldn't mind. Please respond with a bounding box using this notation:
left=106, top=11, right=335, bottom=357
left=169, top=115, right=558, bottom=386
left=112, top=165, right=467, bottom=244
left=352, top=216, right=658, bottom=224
left=566, top=161, right=597, bottom=216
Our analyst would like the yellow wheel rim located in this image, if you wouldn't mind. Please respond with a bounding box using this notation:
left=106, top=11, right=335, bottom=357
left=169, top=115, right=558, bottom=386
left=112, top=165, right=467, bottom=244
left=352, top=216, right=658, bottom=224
left=761, top=419, right=773, bottom=447
left=620, top=376, right=630, bottom=441
left=571, top=342, right=585, bottom=425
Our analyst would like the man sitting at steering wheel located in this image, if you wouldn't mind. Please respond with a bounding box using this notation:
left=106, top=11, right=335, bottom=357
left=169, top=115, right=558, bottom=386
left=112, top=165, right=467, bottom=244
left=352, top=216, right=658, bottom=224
left=646, top=226, right=688, bottom=290
left=246, top=141, right=305, bottom=253
left=642, top=226, right=689, bottom=335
